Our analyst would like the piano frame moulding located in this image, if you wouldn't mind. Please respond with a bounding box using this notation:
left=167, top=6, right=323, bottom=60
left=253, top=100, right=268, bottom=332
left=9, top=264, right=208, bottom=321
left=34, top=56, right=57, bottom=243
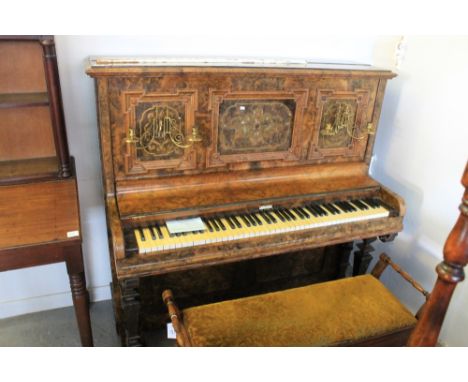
left=86, top=58, right=404, bottom=346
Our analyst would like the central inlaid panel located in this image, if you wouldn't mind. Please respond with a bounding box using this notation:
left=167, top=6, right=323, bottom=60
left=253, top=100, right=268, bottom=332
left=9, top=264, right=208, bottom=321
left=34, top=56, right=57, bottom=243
left=217, top=99, right=295, bottom=155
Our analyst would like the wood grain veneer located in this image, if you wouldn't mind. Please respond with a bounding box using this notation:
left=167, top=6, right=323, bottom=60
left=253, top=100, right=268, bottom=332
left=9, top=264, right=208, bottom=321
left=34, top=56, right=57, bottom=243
left=0, top=178, right=80, bottom=248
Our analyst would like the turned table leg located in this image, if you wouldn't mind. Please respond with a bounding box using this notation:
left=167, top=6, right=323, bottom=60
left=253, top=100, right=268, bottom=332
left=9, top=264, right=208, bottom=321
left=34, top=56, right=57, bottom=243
left=65, top=245, right=94, bottom=347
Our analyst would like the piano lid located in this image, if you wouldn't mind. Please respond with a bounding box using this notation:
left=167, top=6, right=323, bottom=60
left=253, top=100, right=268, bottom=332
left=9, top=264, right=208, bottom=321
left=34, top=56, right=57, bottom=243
left=86, top=56, right=395, bottom=76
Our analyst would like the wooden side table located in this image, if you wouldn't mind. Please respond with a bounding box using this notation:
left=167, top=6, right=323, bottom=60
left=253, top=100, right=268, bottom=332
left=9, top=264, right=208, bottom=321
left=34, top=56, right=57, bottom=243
left=0, top=173, right=93, bottom=346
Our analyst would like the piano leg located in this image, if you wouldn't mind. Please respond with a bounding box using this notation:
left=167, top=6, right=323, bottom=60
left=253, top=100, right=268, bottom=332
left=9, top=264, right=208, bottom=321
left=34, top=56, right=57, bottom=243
left=353, top=238, right=376, bottom=276
left=120, top=277, right=144, bottom=347
left=337, top=241, right=354, bottom=278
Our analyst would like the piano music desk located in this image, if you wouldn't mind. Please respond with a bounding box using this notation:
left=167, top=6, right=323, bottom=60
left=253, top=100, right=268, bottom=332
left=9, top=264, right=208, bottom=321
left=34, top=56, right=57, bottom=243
left=0, top=176, right=93, bottom=346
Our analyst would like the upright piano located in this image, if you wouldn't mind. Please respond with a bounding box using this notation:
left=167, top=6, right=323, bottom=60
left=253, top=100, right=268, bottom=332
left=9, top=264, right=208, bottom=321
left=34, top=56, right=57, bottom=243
left=87, top=58, right=404, bottom=346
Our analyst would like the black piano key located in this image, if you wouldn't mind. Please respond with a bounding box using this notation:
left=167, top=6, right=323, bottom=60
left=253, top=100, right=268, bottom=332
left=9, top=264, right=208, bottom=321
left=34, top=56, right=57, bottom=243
left=246, top=213, right=258, bottom=226
left=292, top=207, right=306, bottom=219
left=319, top=203, right=332, bottom=215
left=259, top=211, right=272, bottom=224
left=330, top=202, right=344, bottom=213
left=335, top=201, right=350, bottom=212
left=231, top=215, right=243, bottom=228
left=312, top=203, right=328, bottom=216
left=283, top=208, right=297, bottom=220
left=351, top=199, right=368, bottom=210
left=210, top=218, right=221, bottom=231
left=309, top=203, right=326, bottom=216
left=271, top=209, right=284, bottom=222
left=277, top=208, right=291, bottom=221
left=240, top=214, right=252, bottom=227
left=287, top=209, right=298, bottom=220
left=155, top=224, right=164, bottom=238
left=321, top=204, right=336, bottom=215
left=251, top=213, right=262, bottom=225
left=297, top=207, right=310, bottom=218
left=224, top=215, right=237, bottom=229
left=215, top=217, right=226, bottom=231
left=149, top=226, right=157, bottom=240
left=304, top=205, right=318, bottom=217
left=264, top=210, right=277, bottom=223
left=326, top=203, right=340, bottom=214
left=343, top=201, right=357, bottom=212
left=363, top=198, right=378, bottom=208
left=137, top=227, right=146, bottom=241
left=202, top=218, right=214, bottom=232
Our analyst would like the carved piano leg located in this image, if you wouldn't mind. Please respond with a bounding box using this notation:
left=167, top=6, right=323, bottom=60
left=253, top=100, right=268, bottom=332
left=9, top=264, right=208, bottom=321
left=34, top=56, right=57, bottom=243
left=120, top=278, right=143, bottom=347
left=337, top=241, right=354, bottom=278
left=353, top=238, right=376, bottom=276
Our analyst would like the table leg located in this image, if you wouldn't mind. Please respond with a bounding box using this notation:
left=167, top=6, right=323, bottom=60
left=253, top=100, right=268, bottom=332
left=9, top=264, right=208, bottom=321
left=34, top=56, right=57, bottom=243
left=65, top=245, right=94, bottom=347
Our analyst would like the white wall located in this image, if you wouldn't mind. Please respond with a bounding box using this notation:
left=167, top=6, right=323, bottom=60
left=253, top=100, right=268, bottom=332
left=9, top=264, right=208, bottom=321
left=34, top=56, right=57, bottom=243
left=371, top=36, right=468, bottom=346
left=1, top=35, right=466, bottom=346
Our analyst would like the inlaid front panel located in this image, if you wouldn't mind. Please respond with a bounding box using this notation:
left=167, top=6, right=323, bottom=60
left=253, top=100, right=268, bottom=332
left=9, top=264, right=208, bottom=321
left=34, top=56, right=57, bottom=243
left=308, top=89, right=372, bottom=160
left=218, top=99, right=295, bottom=155
left=120, top=90, right=198, bottom=175
left=93, top=68, right=388, bottom=181
left=207, top=90, right=308, bottom=168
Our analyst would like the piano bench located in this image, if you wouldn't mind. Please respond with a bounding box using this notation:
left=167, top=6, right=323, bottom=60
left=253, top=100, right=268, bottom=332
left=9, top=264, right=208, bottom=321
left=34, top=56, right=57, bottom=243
left=163, top=255, right=424, bottom=346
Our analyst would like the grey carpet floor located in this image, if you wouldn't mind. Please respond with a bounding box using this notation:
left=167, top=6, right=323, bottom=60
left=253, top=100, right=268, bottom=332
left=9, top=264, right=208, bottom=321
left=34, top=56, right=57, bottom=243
left=0, top=300, right=175, bottom=347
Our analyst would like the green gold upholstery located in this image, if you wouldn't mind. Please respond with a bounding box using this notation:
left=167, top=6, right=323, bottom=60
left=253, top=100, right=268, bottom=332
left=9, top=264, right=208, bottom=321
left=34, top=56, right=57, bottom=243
left=182, top=275, right=417, bottom=346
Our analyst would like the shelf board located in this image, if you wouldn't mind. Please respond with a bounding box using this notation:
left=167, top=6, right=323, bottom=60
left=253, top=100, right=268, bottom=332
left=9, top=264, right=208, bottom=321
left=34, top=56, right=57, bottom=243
left=0, top=92, right=49, bottom=109
left=0, top=157, right=58, bottom=185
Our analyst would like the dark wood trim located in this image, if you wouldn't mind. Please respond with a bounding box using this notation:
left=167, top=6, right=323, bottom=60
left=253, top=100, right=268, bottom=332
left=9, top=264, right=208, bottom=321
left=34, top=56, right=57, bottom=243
left=120, top=277, right=143, bottom=346
left=353, top=237, right=376, bottom=276
left=0, top=35, right=52, bottom=42
left=40, top=38, right=71, bottom=178
left=336, top=326, right=415, bottom=347
left=0, top=92, right=49, bottom=108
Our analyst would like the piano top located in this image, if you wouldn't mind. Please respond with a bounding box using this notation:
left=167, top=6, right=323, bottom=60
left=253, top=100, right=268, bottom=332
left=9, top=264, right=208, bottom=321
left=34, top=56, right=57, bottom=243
left=86, top=57, right=396, bottom=77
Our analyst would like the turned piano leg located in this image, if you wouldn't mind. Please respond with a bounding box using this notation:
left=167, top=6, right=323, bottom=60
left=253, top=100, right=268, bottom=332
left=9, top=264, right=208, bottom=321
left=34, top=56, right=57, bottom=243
left=337, top=241, right=354, bottom=278
left=120, top=277, right=143, bottom=347
left=353, top=238, right=376, bottom=276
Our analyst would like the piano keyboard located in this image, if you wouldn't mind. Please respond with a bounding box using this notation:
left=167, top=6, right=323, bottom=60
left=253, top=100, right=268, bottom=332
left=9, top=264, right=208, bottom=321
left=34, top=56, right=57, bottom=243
left=133, top=198, right=391, bottom=255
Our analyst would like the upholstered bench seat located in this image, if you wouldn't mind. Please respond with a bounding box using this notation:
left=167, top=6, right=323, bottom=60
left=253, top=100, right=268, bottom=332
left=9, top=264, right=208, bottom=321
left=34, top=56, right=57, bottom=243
left=181, top=275, right=417, bottom=346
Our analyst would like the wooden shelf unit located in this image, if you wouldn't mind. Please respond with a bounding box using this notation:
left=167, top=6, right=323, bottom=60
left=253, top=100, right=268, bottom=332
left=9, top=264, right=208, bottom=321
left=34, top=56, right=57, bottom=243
left=0, top=36, right=93, bottom=346
left=0, top=35, right=71, bottom=182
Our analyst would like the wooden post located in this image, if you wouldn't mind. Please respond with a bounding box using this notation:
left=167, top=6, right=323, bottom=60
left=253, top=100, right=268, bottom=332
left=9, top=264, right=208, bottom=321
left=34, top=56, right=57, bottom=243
left=121, top=278, right=143, bottom=346
left=40, top=37, right=72, bottom=178
left=407, top=162, right=468, bottom=346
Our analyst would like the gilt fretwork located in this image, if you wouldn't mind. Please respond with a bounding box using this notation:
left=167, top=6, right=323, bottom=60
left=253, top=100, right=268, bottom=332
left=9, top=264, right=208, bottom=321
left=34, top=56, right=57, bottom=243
left=134, top=102, right=186, bottom=161
left=319, top=99, right=357, bottom=149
